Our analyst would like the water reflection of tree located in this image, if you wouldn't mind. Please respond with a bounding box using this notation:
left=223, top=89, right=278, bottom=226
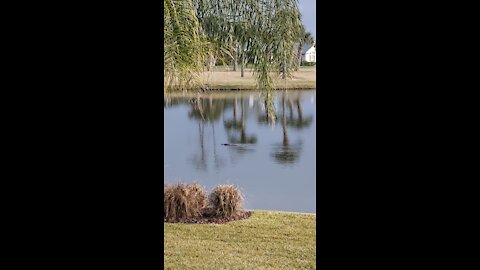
left=287, top=93, right=313, bottom=130
left=224, top=96, right=257, bottom=145
left=255, top=92, right=276, bottom=127
left=264, top=91, right=276, bottom=127
left=211, top=123, right=225, bottom=169
left=191, top=121, right=208, bottom=170
left=187, top=95, right=228, bottom=171
left=187, top=95, right=225, bottom=122
left=271, top=91, right=302, bottom=165
left=164, top=96, right=184, bottom=108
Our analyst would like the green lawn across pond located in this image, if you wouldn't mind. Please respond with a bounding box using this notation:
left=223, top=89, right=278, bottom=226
left=164, top=210, right=316, bottom=269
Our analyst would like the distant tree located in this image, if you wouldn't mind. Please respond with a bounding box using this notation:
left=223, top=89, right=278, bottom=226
left=295, top=25, right=315, bottom=70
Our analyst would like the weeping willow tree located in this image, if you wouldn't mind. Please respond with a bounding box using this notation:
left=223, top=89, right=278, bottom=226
left=164, top=0, right=303, bottom=122
left=164, top=0, right=210, bottom=91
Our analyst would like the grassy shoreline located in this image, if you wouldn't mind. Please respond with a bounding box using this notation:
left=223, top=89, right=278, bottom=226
left=166, top=66, right=316, bottom=91
left=164, top=210, right=316, bottom=269
left=198, top=82, right=316, bottom=90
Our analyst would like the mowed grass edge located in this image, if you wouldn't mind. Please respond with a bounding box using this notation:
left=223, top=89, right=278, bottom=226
left=164, top=210, right=316, bottom=269
left=167, top=66, right=316, bottom=91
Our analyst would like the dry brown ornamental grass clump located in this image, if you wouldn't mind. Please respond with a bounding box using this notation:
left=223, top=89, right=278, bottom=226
left=208, top=184, right=244, bottom=218
left=164, top=183, right=207, bottom=222
left=188, top=182, right=207, bottom=213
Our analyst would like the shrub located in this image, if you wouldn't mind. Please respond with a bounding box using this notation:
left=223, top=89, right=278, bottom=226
left=208, top=184, right=244, bottom=218
left=164, top=183, right=207, bottom=222
left=188, top=182, right=207, bottom=213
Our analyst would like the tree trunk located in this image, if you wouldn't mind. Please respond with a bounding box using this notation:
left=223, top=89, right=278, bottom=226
left=240, top=54, right=245, bottom=77
left=232, top=46, right=237, bottom=71
left=207, top=55, right=216, bottom=71
left=296, top=41, right=304, bottom=71
left=281, top=57, right=286, bottom=80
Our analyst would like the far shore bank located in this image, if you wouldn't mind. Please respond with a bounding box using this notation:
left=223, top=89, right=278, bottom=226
left=167, top=66, right=316, bottom=91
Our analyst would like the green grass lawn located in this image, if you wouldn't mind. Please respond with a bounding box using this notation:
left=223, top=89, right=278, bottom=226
left=164, top=210, right=316, bottom=269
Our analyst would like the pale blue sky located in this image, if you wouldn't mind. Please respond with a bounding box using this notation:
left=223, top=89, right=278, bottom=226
left=298, top=0, right=316, bottom=39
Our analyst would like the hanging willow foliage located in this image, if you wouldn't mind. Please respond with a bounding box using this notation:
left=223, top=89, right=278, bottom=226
left=164, top=0, right=211, bottom=91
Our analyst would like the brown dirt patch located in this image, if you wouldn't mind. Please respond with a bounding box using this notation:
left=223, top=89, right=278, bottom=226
left=165, top=210, right=253, bottom=224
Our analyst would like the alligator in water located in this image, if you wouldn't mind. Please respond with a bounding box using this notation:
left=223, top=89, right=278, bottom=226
left=221, top=143, right=239, bottom=146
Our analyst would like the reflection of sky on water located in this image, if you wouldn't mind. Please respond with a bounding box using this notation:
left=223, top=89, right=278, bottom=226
left=164, top=90, right=316, bottom=213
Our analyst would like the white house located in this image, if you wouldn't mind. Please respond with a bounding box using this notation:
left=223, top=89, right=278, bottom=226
left=302, top=44, right=316, bottom=63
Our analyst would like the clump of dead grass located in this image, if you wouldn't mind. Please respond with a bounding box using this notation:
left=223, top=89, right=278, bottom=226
left=164, top=183, right=207, bottom=222
left=208, top=184, right=244, bottom=218
left=164, top=183, right=247, bottom=223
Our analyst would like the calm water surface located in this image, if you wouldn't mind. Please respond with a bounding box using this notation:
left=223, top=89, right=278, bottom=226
left=164, top=90, right=316, bottom=213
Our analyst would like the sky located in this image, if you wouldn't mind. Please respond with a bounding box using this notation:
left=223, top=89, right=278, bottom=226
left=298, top=0, right=316, bottom=39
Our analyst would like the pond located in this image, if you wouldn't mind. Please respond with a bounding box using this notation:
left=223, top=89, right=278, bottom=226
left=164, top=90, right=316, bottom=213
